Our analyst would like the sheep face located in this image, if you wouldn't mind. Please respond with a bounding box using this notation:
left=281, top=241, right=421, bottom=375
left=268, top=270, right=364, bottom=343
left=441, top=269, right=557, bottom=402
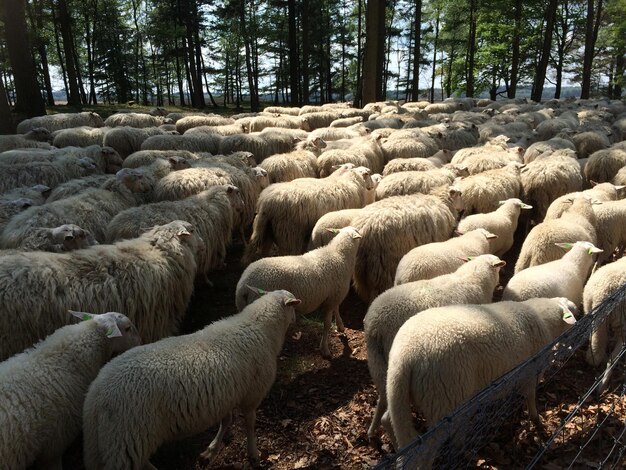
left=70, top=310, right=141, bottom=353
left=225, top=185, right=245, bottom=215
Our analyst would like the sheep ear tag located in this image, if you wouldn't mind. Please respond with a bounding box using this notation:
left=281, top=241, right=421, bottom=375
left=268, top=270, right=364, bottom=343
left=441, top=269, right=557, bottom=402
left=246, top=285, right=268, bottom=298
left=562, top=311, right=576, bottom=325
left=69, top=310, right=93, bottom=322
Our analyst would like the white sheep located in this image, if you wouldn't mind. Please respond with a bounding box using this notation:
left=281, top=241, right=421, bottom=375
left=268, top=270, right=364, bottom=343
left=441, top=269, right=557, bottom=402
left=184, top=123, right=245, bottom=136
left=0, top=145, right=123, bottom=174
left=141, top=132, right=222, bottom=155
left=0, top=311, right=140, bottom=470
left=386, top=297, right=577, bottom=452
left=503, top=241, right=602, bottom=305
left=457, top=198, right=532, bottom=256
left=380, top=130, right=440, bottom=162
left=16, top=112, right=104, bottom=133
left=122, top=149, right=198, bottom=169
left=82, top=289, right=300, bottom=469
left=104, top=112, right=168, bottom=128
left=51, top=126, right=109, bottom=148
left=382, top=157, right=438, bottom=175
left=544, top=182, right=624, bottom=220
left=248, top=114, right=303, bottom=132
left=258, top=136, right=325, bottom=183
left=175, top=114, right=236, bottom=133
left=45, top=175, right=115, bottom=202
left=0, top=128, right=53, bottom=152
left=584, top=147, right=626, bottom=184
left=0, top=220, right=200, bottom=360
left=103, top=126, right=171, bottom=158
left=218, top=132, right=293, bottom=162
left=572, top=131, right=611, bottom=159
left=583, top=256, right=626, bottom=391
left=590, top=199, right=626, bottom=265
left=300, top=111, right=340, bottom=131
left=457, top=162, right=522, bottom=215
left=237, top=226, right=362, bottom=358
left=515, top=195, right=598, bottom=273
left=394, top=229, right=498, bottom=285
left=523, top=137, right=576, bottom=164
left=365, top=254, right=506, bottom=441
left=12, top=223, right=98, bottom=252
left=375, top=167, right=463, bottom=200
left=243, top=166, right=373, bottom=262
left=309, top=208, right=365, bottom=248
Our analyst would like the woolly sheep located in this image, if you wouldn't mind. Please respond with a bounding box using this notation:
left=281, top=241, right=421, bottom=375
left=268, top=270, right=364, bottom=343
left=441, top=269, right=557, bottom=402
left=330, top=116, right=364, bottom=128
left=122, top=149, right=199, bottom=169
left=140, top=132, right=221, bottom=155
left=184, top=123, right=245, bottom=136
left=380, top=130, right=440, bottom=162
left=0, top=184, right=50, bottom=205
left=365, top=255, right=506, bottom=441
left=515, top=196, right=598, bottom=273
left=583, top=256, right=626, bottom=391
left=258, top=137, right=325, bottom=184
left=172, top=114, right=235, bottom=133
left=46, top=175, right=115, bottom=202
left=103, top=126, right=171, bottom=158
left=243, top=166, right=373, bottom=262
left=589, top=199, right=626, bottom=265
left=0, top=156, right=98, bottom=193
left=523, top=137, right=577, bottom=164
left=218, top=133, right=286, bottom=162
left=424, top=101, right=465, bottom=114
left=0, top=128, right=53, bottom=152
left=12, top=223, right=98, bottom=252
left=106, top=185, right=242, bottom=277
left=375, top=167, right=463, bottom=200
left=520, top=151, right=583, bottom=223
left=457, top=198, right=532, bottom=256
left=16, top=112, right=104, bottom=134
left=317, top=136, right=385, bottom=176
left=394, top=229, right=498, bottom=285
left=51, top=126, right=109, bottom=148
left=237, top=226, right=362, bottom=358
left=308, top=126, right=366, bottom=141
left=535, top=115, right=579, bottom=141
left=362, top=117, right=404, bottom=131
left=386, top=298, right=577, bottom=452
left=248, top=115, right=303, bottom=132
left=0, top=311, right=140, bottom=469
left=299, top=111, right=340, bottom=131
left=382, top=157, right=438, bottom=175
left=457, top=162, right=522, bottom=215
left=0, top=220, right=200, bottom=360
left=82, top=289, right=300, bottom=469
left=0, top=145, right=123, bottom=174
left=104, top=112, right=166, bottom=128
left=451, top=138, right=524, bottom=175
left=0, top=169, right=149, bottom=247
left=503, top=241, right=602, bottom=305
left=572, top=131, right=611, bottom=159
left=584, top=147, right=626, bottom=184
left=263, top=105, right=301, bottom=115
left=351, top=186, right=463, bottom=303
left=309, top=208, right=364, bottom=248
left=544, top=182, right=624, bottom=220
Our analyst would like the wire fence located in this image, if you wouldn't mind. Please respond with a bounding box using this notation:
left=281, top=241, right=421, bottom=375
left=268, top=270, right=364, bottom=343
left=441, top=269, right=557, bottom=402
left=374, top=284, right=626, bottom=470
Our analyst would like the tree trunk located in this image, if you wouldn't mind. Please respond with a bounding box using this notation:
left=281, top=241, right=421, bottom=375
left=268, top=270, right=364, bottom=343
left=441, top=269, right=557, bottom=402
left=362, top=0, right=386, bottom=104
left=26, top=0, right=55, bottom=106
left=241, top=0, right=259, bottom=111
left=508, top=0, right=522, bottom=98
left=287, top=0, right=299, bottom=105
left=430, top=9, right=440, bottom=103
left=531, top=0, right=558, bottom=102
left=301, top=0, right=310, bottom=104
left=613, top=53, right=624, bottom=99
left=355, top=0, right=363, bottom=107
left=56, top=0, right=81, bottom=106
left=2, top=0, right=46, bottom=117
left=466, top=0, right=477, bottom=98
left=411, top=0, right=422, bottom=101
left=0, top=76, right=15, bottom=133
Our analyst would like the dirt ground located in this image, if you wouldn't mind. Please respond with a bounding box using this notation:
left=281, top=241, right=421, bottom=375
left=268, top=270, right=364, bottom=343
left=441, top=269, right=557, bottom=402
left=66, top=231, right=626, bottom=469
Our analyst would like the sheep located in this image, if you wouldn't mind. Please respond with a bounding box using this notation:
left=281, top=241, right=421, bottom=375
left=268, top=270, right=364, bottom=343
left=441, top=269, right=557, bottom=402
left=52, top=126, right=109, bottom=148
left=0, top=169, right=149, bottom=247
left=515, top=196, right=598, bottom=273
left=171, top=114, right=236, bottom=133
left=0, top=156, right=99, bottom=193
left=0, top=220, right=200, bottom=360
left=544, top=182, right=624, bottom=220
left=503, top=241, right=602, bottom=305
left=16, top=111, right=104, bottom=133
left=46, top=175, right=115, bottom=202
left=82, top=289, right=300, bottom=469
left=535, top=115, right=579, bottom=141
left=317, top=136, right=385, bottom=176
left=300, top=112, right=340, bottom=132
left=572, top=131, right=611, bottom=159
left=243, top=166, right=373, bottom=262
left=0, top=184, right=50, bottom=205
left=309, top=208, right=364, bottom=248
left=184, top=123, right=245, bottom=136
left=394, top=229, right=498, bottom=285
left=0, top=311, right=140, bottom=470
left=380, top=130, right=440, bottom=162
left=382, top=157, right=439, bottom=175
left=258, top=137, right=325, bottom=183
left=308, top=126, right=366, bottom=142
left=386, top=297, right=577, bottom=452
left=589, top=199, right=626, bottom=265
left=0, top=128, right=53, bottom=152
left=263, top=105, right=301, bottom=115
left=451, top=138, right=524, bottom=175
left=375, top=167, right=463, bottom=200
left=218, top=133, right=285, bottom=162
left=0, top=145, right=123, bottom=174
left=520, top=151, right=584, bottom=223
left=362, top=117, right=404, bottom=131
left=351, top=186, right=464, bottom=303
left=0, top=197, right=36, bottom=233
left=457, top=198, right=532, bottom=256
left=424, top=101, right=465, bottom=114
left=104, top=112, right=167, bottom=128
left=237, top=226, right=362, bottom=358
left=141, top=132, right=222, bottom=156
left=330, top=116, right=364, bottom=128
left=456, top=162, right=522, bottom=215
left=122, top=149, right=198, bottom=169
left=583, top=256, right=626, bottom=391
left=365, top=254, right=506, bottom=441
left=106, top=185, right=242, bottom=277
left=584, top=147, right=626, bottom=184
left=103, top=126, right=171, bottom=158
left=12, top=223, right=98, bottom=252
left=428, top=123, right=479, bottom=150
left=523, top=137, right=577, bottom=164
left=248, top=115, right=303, bottom=132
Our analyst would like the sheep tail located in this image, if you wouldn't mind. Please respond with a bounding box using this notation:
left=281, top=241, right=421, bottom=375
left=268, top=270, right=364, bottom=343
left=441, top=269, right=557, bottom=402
left=386, top=354, right=416, bottom=450
left=587, top=314, right=609, bottom=367
left=242, top=211, right=270, bottom=266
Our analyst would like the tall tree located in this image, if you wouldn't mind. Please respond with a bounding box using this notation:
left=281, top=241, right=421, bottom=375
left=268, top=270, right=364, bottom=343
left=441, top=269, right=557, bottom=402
left=55, top=0, right=82, bottom=105
left=287, top=0, right=299, bottom=104
left=0, top=75, right=14, bottom=133
left=508, top=0, right=522, bottom=98
left=1, top=0, right=45, bottom=117
left=362, top=0, right=386, bottom=104
left=581, top=0, right=604, bottom=98
left=531, top=0, right=558, bottom=101
left=410, top=0, right=422, bottom=100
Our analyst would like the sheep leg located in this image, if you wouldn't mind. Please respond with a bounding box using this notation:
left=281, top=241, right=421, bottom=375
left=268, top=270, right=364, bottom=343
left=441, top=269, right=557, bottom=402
left=320, top=308, right=334, bottom=359
left=600, top=336, right=625, bottom=393
left=334, top=307, right=345, bottom=333
left=199, top=412, right=233, bottom=463
left=243, top=408, right=261, bottom=466
left=525, top=385, right=545, bottom=435
left=367, top=394, right=388, bottom=443
left=381, top=410, right=399, bottom=451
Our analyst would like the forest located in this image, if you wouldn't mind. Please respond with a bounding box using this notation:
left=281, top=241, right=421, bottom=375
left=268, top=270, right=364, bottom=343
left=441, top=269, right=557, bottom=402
left=0, top=0, right=624, bottom=130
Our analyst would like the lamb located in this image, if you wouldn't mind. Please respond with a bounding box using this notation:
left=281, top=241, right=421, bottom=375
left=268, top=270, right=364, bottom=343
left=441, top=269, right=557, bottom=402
left=175, top=114, right=236, bottom=133
left=237, top=226, right=362, bottom=358
left=351, top=186, right=463, bottom=303
left=0, top=311, right=140, bottom=470
left=584, top=147, right=626, bottom=184
left=394, top=229, right=498, bottom=285
left=51, top=126, right=109, bottom=148
left=106, top=185, right=242, bottom=277
left=104, top=112, right=167, bottom=128
left=0, top=156, right=98, bottom=193
left=258, top=137, right=325, bottom=183
left=457, top=162, right=522, bottom=215
left=82, top=289, right=300, bottom=469
left=16, top=111, right=104, bottom=133
left=0, top=169, right=149, bottom=247
left=0, top=145, right=123, bottom=174
left=375, top=167, right=463, bottom=200
left=365, top=254, right=506, bottom=441
left=0, top=127, right=53, bottom=152
left=386, top=297, right=577, bottom=452
left=382, top=157, right=438, bottom=175
left=583, top=256, right=626, bottom=391
left=515, top=196, right=598, bottom=273
left=0, top=220, right=200, bottom=360
left=503, top=241, right=602, bottom=305
left=457, top=198, right=532, bottom=256
left=520, top=151, right=583, bottom=222
left=243, top=166, right=373, bottom=262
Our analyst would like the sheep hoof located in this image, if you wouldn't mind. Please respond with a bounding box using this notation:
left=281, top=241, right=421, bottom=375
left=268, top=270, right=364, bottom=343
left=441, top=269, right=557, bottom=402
left=368, top=434, right=383, bottom=450
left=199, top=448, right=218, bottom=464
left=320, top=347, right=332, bottom=360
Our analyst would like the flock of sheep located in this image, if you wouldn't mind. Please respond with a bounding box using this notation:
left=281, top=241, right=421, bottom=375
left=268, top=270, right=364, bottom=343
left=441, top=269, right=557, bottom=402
left=0, top=95, right=625, bottom=469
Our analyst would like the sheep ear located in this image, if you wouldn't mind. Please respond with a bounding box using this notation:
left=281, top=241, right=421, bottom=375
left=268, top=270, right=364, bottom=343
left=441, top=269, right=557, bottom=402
left=285, top=297, right=301, bottom=307
left=485, top=232, right=498, bottom=239
left=521, top=203, right=533, bottom=209
left=588, top=246, right=603, bottom=255
left=69, top=310, right=122, bottom=338
left=555, top=242, right=573, bottom=251
left=454, top=229, right=464, bottom=236
left=558, top=299, right=578, bottom=324
left=590, top=180, right=599, bottom=187
left=69, top=310, right=94, bottom=322
left=177, top=228, right=191, bottom=238
left=458, top=256, right=471, bottom=263
left=492, top=260, right=506, bottom=268
left=326, top=228, right=340, bottom=234
left=246, top=285, right=268, bottom=298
